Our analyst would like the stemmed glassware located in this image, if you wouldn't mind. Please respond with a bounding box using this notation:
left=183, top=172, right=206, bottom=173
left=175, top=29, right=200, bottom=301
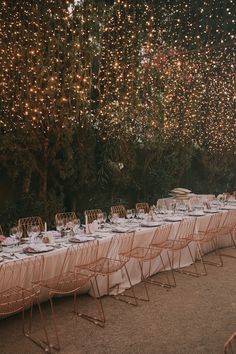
left=56, top=219, right=64, bottom=234
left=9, top=226, right=21, bottom=245
left=126, top=209, right=133, bottom=222
left=127, top=210, right=132, bottom=219
left=97, top=212, right=104, bottom=229
left=28, top=225, right=41, bottom=244
left=102, top=212, right=107, bottom=225
left=72, top=218, right=81, bottom=235
left=137, top=208, right=145, bottom=220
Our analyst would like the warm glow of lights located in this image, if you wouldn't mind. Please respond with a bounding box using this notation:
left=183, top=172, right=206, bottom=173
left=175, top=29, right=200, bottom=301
left=0, top=0, right=234, bottom=152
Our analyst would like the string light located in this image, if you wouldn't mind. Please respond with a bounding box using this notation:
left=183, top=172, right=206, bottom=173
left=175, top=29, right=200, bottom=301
left=0, top=0, right=234, bottom=152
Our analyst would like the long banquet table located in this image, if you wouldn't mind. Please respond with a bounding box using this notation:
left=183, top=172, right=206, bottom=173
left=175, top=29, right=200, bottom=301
left=0, top=206, right=235, bottom=302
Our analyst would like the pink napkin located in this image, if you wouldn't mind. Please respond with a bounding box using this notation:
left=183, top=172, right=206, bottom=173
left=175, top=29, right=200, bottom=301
left=0, top=235, right=6, bottom=242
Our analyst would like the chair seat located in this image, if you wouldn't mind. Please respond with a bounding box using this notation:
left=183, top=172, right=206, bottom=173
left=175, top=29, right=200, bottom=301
left=80, top=257, right=127, bottom=275
left=126, top=247, right=162, bottom=261
left=0, top=286, right=36, bottom=315
left=152, top=239, right=191, bottom=251
left=41, top=271, right=91, bottom=295
left=194, top=229, right=220, bottom=243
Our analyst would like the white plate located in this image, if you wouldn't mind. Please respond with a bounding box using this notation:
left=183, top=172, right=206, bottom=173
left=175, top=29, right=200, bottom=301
left=3, top=246, right=23, bottom=253
left=112, top=227, right=135, bottom=233
left=141, top=222, right=162, bottom=227
left=164, top=216, right=183, bottom=222
left=188, top=212, right=205, bottom=217
left=23, top=245, right=54, bottom=253
left=204, top=209, right=219, bottom=213
left=69, top=236, right=92, bottom=243
left=2, top=239, right=19, bottom=247
left=220, top=206, right=236, bottom=210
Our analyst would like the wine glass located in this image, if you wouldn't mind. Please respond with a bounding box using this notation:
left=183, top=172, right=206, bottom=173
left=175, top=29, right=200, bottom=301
left=111, top=213, right=119, bottom=224
left=126, top=209, right=133, bottom=222
left=97, top=212, right=104, bottom=229
left=10, top=226, right=21, bottom=245
left=72, top=218, right=81, bottom=235
left=137, top=208, right=145, bottom=220
left=102, top=212, right=107, bottom=225
left=28, top=225, right=41, bottom=244
left=56, top=219, right=64, bottom=234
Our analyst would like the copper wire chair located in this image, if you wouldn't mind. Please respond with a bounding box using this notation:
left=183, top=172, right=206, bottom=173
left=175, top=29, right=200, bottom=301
left=125, top=224, right=175, bottom=301
left=84, top=209, right=102, bottom=224
left=40, top=241, right=101, bottom=350
left=78, top=232, right=137, bottom=326
left=54, top=212, right=78, bottom=226
left=135, top=202, right=150, bottom=214
left=153, top=218, right=200, bottom=282
left=18, top=216, right=44, bottom=237
left=110, top=205, right=126, bottom=218
left=224, top=332, right=236, bottom=354
left=217, top=210, right=236, bottom=259
left=194, top=213, right=224, bottom=274
left=0, top=256, right=49, bottom=352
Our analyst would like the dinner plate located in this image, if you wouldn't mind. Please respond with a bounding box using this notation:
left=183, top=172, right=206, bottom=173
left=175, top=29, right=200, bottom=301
left=188, top=212, right=205, bottom=217
left=112, top=227, right=135, bottom=233
left=69, top=237, right=90, bottom=243
left=23, top=245, right=54, bottom=253
left=204, top=209, right=219, bottom=213
left=219, top=206, right=236, bottom=210
left=141, top=221, right=162, bottom=227
left=164, top=216, right=183, bottom=222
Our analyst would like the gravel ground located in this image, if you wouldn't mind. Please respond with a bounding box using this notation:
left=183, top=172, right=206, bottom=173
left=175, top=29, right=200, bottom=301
left=0, top=251, right=236, bottom=354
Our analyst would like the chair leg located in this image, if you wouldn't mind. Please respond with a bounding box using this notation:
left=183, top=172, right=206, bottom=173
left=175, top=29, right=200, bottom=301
left=76, top=277, right=105, bottom=328
left=174, top=245, right=201, bottom=277
left=198, top=239, right=223, bottom=268
left=219, top=232, right=236, bottom=259
left=22, top=301, right=51, bottom=353
left=48, top=296, right=60, bottom=351
left=167, top=251, right=176, bottom=287
left=114, top=265, right=138, bottom=306
left=195, top=243, right=207, bottom=276
left=144, top=254, right=174, bottom=288
left=135, top=260, right=150, bottom=301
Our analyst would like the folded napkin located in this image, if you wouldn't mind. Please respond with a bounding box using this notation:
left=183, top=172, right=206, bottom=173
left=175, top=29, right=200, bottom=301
left=0, top=235, right=6, bottom=242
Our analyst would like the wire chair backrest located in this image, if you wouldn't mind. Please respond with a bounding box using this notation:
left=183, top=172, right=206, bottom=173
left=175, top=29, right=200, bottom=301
left=108, top=233, right=134, bottom=264
left=223, top=210, right=236, bottom=229
left=206, top=213, right=222, bottom=232
left=55, top=212, right=78, bottom=226
left=0, top=225, right=3, bottom=235
left=48, top=241, right=99, bottom=287
left=175, top=217, right=196, bottom=241
left=136, top=202, right=150, bottom=213
left=111, top=205, right=126, bottom=218
left=150, top=224, right=173, bottom=247
left=84, top=209, right=102, bottom=224
left=0, top=255, right=44, bottom=296
left=18, top=216, right=44, bottom=235
left=64, top=241, right=99, bottom=271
